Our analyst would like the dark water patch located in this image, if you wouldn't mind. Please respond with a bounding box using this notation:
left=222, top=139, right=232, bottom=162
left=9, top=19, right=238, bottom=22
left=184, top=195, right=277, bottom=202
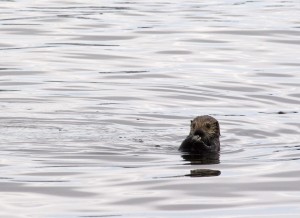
left=278, top=83, right=300, bottom=87
left=96, top=96, right=142, bottom=101
left=156, top=50, right=192, bottom=55
left=207, top=93, right=254, bottom=102
left=0, top=89, right=18, bottom=92
left=157, top=203, right=232, bottom=211
left=48, top=155, right=160, bottom=162
left=203, top=85, right=265, bottom=92
left=0, top=177, right=12, bottom=180
left=12, top=180, right=68, bottom=183
left=80, top=215, right=121, bottom=218
left=30, top=6, right=131, bottom=11
left=289, top=93, right=300, bottom=98
left=0, top=70, right=44, bottom=76
left=48, top=42, right=119, bottom=47
left=229, top=128, right=279, bottom=137
left=43, top=87, right=97, bottom=92
left=102, top=73, right=174, bottom=79
left=203, top=59, right=233, bottom=63
left=0, top=182, right=96, bottom=197
left=185, top=15, right=222, bottom=21
left=101, top=119, right=171, bottom=127
left=0, top=43, right=12, bottom=47
left=0, top=45, right=56, bottom=51
left=160, top=94, right=214, bottom=102
left=23, top=172, right=82, bottom=176
left=0, top=16, right=54, bottom=21
left=274, top=128, right=299, bottom=134
left=73, top=35, right=137, bottom=41
left=255, top=72, right=294, bottom=77
left=183, top=39, right=228, bottom=43
left=259, top=111, right=298, bottom=114
left=233, top=180, right=300, bottom=192
left=148, top=178, right=300, bottom=194
left=248, top=95, right=300, bottom=104
left=0, top=82, right=40, bottom=86
left=56, top=13, right=102, bottom=18
left=0, top=68, right=18, bottom=70
left=286, top=123, right=300, bottom=129
left=210, top=114, right=245, bottom=117
left=137, top=114, right=188, bottom=120
left=204, top=30, right=300, bottom=36
left=278, top=62, right=300, bottom=66
left=0, top=98, right=53, bottom=103
left=1, top=27, right=50, bottom=35
left=35, top=165, right=94, bottom=169
left=66, top=53, right=138, bottom=60
left=233, top=1, right=257, bottom=5
left=135, top=30, right=185, bottom=34
left=137, top=26, right=153, bottom=29
left=264, top=170, right=300, bottom=178
left=99, top=70, right=148, bottom=74
left=113, top=196, right=166, bottom=205
left=2, top=23, right=41, bottom=26
left=141, top=87, right=208, bottom=97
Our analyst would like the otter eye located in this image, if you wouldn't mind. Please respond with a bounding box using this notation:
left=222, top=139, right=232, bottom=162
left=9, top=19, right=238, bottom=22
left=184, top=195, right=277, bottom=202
left=205, top=123, right=211, bottom=129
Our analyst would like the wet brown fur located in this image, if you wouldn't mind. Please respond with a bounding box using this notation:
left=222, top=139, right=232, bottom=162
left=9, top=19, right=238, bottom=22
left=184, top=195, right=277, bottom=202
left=179, top=115, right=221, bottom=153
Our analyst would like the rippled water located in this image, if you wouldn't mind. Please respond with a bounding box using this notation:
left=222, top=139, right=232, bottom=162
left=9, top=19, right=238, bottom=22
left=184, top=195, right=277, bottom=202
left=1, top=0, right=300, bottom=217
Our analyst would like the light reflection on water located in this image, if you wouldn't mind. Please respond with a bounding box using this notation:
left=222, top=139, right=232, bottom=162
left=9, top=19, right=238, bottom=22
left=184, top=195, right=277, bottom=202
left=0, top=0, right=300, bottom=217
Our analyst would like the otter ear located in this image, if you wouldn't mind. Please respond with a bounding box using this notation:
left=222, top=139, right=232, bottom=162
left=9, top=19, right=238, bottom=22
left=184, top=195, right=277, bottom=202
left=190, top=120, right=193, bottom=125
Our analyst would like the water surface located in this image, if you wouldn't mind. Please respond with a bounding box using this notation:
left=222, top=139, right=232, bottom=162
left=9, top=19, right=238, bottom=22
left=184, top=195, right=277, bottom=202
left=0, top=0, right=300, bottom=217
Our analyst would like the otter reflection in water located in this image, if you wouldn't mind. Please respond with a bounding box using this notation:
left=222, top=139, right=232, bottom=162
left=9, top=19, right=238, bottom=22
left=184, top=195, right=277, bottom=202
left=181, top=152, right=220, bottom=165
left=179, top=115, right=220, bottom=153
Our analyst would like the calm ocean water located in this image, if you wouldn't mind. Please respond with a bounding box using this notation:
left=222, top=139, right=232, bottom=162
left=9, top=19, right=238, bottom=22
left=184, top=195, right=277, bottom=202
left=1, top=0, right=300, bottom=217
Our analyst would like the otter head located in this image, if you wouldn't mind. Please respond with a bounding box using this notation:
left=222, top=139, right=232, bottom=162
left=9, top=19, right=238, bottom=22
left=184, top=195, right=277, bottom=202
left=189, top=115, right=220, bottom=147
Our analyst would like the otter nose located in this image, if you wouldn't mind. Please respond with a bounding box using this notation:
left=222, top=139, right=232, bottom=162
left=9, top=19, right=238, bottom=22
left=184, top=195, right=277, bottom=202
left=194, top=129, right=205, bottom=137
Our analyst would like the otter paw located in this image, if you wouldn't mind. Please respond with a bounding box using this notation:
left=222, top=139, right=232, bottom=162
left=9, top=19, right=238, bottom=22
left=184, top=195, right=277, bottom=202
left=192, top=135, right=202, bottom=141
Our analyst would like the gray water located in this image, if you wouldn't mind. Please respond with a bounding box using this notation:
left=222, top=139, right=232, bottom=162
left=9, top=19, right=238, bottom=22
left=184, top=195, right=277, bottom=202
left=1, top=0, right=300, bottom=217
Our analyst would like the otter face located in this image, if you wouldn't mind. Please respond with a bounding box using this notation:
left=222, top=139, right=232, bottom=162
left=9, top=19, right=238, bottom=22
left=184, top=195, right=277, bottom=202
left=189, top=115, right=220, bottom=146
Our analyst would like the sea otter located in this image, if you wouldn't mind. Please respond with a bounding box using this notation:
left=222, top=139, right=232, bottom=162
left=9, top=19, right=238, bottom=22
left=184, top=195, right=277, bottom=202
left=179, top=115, right=220, bottom=153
